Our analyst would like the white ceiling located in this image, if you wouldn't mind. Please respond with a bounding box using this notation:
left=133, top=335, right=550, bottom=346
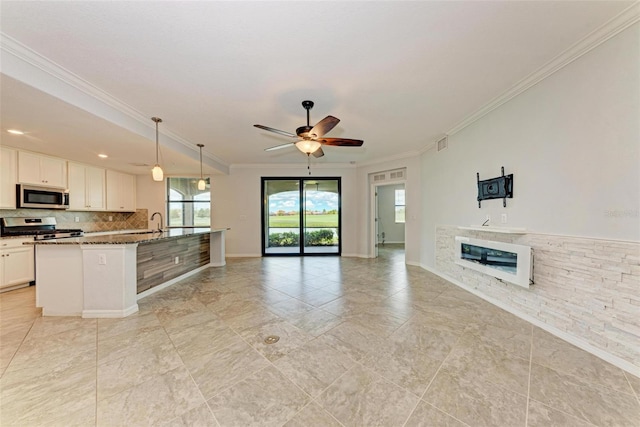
left=0, top=1, right=633, bottom=176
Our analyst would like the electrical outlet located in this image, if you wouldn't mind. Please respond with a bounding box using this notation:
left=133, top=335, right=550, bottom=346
left=174, top=256, right=179, bottom=265
left=98, top=254, right=107, bottom=265
left=74, top=216, right=80, bottom=223
left=108, top=216, right=113, bottom=222
left=501, top=213, right=508, bottom=224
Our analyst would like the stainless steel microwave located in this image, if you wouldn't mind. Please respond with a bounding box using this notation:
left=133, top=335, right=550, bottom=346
left=17, top=184, right=69, bottom=209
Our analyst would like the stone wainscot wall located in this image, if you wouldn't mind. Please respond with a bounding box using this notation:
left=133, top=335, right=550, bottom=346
left=434, top=225, right=640, bottom=374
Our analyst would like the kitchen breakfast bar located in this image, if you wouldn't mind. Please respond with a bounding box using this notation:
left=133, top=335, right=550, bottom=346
left=29, top=228, right=228, bottom=318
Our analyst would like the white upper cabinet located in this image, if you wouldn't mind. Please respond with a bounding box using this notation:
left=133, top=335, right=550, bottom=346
left=0, top=147, right=18, bottom=209
left=106, top=170, right=136, bottom=212
left=18, top=151, right=67, bottom=188
left=68, top=162, right=106, bottom=211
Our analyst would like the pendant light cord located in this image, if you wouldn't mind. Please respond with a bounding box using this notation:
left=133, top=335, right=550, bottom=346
left=152, top=117, right=163, bottom=165
left=198, top=144, right=204, bottom=179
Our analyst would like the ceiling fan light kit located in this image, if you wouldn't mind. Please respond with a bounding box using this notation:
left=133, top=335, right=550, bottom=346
left=151, top=117, right=163, bottom=181
left=254, top=100, right=364, bottom=159
left=295, top=139, right=322, bottom=154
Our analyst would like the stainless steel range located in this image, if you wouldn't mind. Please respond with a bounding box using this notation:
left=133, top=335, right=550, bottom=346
left=1, top=217, right=84, bottom=240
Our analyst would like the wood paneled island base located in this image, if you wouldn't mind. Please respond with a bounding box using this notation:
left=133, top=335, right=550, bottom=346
left=137, top=233, right=210, bottom=294
left=31, top=228, right=227, bottom=318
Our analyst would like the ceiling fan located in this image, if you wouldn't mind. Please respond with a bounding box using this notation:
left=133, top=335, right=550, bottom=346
left=254, top=100, right=364, bottom=158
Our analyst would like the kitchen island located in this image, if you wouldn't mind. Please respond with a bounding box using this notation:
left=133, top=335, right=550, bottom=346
left=30, top=228, right=228, bottom=318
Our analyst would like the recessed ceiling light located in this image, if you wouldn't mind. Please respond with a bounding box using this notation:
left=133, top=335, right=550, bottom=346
left=7, top=129, right=24, bottom=135
left=98, top=154, right=108, bottom=158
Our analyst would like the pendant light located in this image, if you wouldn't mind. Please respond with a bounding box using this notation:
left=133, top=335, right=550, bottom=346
left=151, top=117, right=163, bottom=181
left=197, top=144, right=206, bottom=190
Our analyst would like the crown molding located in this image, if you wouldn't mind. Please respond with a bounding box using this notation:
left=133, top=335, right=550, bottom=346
left=421, top=2, right=640, bottom=150
left=0, top=33, right=230, bottom=173
left=1, top=33, right=145, bottom=124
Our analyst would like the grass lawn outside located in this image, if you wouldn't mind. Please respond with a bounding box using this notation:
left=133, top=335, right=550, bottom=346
left=269, top=214, right=338, bottom=228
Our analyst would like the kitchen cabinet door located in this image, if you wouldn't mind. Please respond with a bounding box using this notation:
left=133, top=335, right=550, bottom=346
left=0, top=241, right=34, bottom=289
left=68, top=162, right=105, bottom=211
left=106, top=170, right=136, bottom=212
left=18, top=151, right=67, bottom=188
left=40, top=156, right=67, bottom=188
left=119, top=172, right=136, bottom=211
left=17, top=151, right=41, bottom=185
left=86, top=166, right=106, bottom=210
left=68, top=163, right=87, bottom=210
left=0, top=147, right=17, bottom=209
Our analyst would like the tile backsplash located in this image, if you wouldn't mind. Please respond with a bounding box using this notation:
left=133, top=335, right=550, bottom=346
left=0, top=208, right=148, bottom=233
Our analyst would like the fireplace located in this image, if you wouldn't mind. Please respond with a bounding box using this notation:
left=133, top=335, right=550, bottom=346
left=455, top=236, right=533, bottom=288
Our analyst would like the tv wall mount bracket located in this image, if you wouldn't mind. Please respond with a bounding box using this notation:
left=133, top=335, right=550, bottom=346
left=477, top=166, right=513, bottom=208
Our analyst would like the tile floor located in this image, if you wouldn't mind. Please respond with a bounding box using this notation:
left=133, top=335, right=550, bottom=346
left=1, top=245, right=639, bottom=426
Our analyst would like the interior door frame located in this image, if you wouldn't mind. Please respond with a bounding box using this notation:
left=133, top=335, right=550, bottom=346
left=261, top=177, right=342, bottom=257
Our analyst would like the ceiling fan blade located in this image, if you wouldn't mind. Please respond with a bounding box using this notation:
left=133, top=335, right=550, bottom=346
left=318, top=138, right=364, bottom=147
left=312, top=147, right=324, bottom=158
left=254, top=124, right=296, bottom=138
left=265, top=142, right=296, bottom=151
left=309, top=115, right=340, bottom=138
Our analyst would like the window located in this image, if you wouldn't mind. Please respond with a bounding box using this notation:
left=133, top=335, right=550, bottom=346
left=167, top=177, right=210, bottom=227
left=395, top=188, right=405, bottom=223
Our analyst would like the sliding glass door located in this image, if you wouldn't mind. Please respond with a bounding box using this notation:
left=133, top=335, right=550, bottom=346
left=262, top=178, right=341, bottom=256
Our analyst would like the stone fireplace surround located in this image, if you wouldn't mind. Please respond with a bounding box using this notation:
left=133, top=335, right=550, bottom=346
left=431, top=225, right=639, bottom=376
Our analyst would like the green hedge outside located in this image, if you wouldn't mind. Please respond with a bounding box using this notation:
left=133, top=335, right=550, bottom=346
left=268, top=229, right=337, bottom=247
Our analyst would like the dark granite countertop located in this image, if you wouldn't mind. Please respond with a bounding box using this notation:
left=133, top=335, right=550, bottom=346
left=26, top=228, right=228, bottom=245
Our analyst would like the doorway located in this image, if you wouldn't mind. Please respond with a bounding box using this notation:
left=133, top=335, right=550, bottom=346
left=262, top=177, right=341, bottom=256
left=372, top=182, right=406, bottom=260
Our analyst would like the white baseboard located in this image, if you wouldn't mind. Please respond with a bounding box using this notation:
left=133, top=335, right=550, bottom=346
left=341, top=253, right=366, bottom=258
left=0, top=283, right=31, bottom=293
left=226, top=253, right=262, bottom=258
left=420, top=264, right=640, bottom=378
left=82, top=304, right=139, bottom=318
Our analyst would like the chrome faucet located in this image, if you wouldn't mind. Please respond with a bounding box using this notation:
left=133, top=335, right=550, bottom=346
left=151, top=212, right=163, bottom=232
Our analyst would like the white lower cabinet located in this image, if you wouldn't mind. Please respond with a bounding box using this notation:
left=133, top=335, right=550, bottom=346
left=0, top=239, right=35, bottom=291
